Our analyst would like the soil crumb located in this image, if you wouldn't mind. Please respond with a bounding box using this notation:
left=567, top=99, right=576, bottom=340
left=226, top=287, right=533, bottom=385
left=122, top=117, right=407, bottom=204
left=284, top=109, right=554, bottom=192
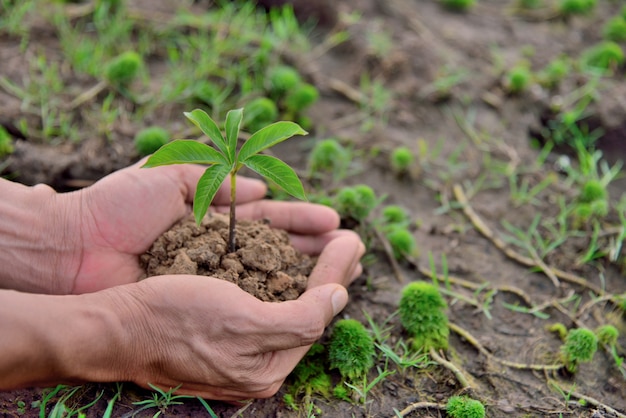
left=140, top=213, right=314, bottom=302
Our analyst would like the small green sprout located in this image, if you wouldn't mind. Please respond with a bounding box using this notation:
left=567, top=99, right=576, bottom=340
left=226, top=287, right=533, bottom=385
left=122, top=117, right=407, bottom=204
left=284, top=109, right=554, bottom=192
left=385, top=226, right=418, bottom=260
left=243, top=97, right=278, bottom=132
left=284, top=83, right=319, bottom=116
left=307, top=138, right=351, bottom=179
left=603, top=16, right=626, bottom=42
left=440, top=0, right=476, bottom=12
left=446, top=396, right=486, bottom=418
left=548, top=322, right=568, bottom=341
left=596, top=325, right=619, bottom=346
left=328, top=319, right=375, bottom=381
left=558, top=0, right=596, bottom=15
left=399, top=282, right=449, bottom=351
left=134, top=127, right=170, bottom=157
left=560, top=327, right=598, bottom=372
left=335, top=184, right=378, bottom=222
left=104, top=51, right=143, bottom=87
left=580, top=41, right=625, bottom=72
left=0, top=126, right=14, bottom=158
left=390, top=146, right=414, bottom=175
left=143, top=108, right=307, bottom=252
left=268, top=65, right=301, bottom=96
left=504, top=64, right=532, bottom=94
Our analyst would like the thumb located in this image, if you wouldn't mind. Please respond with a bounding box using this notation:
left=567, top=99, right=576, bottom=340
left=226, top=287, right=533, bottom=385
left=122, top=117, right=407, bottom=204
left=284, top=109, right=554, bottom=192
left=255, top=284, right=348, bottom=354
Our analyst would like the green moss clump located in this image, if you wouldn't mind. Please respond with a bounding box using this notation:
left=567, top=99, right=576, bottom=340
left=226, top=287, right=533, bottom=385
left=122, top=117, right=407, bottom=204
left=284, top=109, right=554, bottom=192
left=538, top=57, right=570, bottom=88
left=0, top=126, right=14, bottom=158
left=440, top=0, right=476, bottom=12
left=558, top=0, right=596, bottom=15
left=288, top=343, right=333, bottom=399
left=243, top=97, right=278, bottom=132
left=505, top=65, right=532, bottom=94
left=560, top=327, right=598, bottom=372
left=269, top=65, right=301, bottom=96
left=603, top=16, right=626, bottom=43
left=399, top=282, right=449, bottom=351
left=328, top=319, right=375, bottom=381
left=390, top=146, right=414, bottom=174
left=579, top=179, right=607, bottom=203
left=105, top=51, right=143, bottom=87
left=385, top=226, right=418, bottom=260
left=335, top=184, right=378, bottom=222
left=382, top=205, right=410, bottom=226
left=134, top=127, right=169, bottom=156
left=307, top=138, right=350, bottom=178
left=284, top=83, right=319, bottom=114
left=596, top=325, right=619, bottom=346
left=447, top=396, right=486, bottom=418
left=580, top=41, right=625, bottom=72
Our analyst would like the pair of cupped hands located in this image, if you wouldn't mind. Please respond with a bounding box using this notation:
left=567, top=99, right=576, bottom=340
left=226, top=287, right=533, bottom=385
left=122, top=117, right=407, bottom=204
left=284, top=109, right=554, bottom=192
left=26, top=160, right=364, bottom=400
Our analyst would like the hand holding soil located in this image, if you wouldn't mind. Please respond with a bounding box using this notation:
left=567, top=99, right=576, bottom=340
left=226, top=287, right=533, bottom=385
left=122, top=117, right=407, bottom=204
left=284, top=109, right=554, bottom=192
left=0, top=161, right=365, bottom=399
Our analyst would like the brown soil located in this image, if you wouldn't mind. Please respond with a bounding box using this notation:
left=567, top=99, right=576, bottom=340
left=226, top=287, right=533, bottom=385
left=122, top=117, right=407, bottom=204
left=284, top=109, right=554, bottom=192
left=140, top=213, right=314, bottom=302
left=1, top=0, right=626, bottom=417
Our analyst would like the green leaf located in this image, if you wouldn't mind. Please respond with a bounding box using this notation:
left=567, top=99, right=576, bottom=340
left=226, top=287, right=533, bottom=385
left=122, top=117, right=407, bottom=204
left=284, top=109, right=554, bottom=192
left=238, top=121, right=307, bottom=162
left=184, top=109, right=229, bottom=159
left=225, top=108, right=243, bottom=163
left=193, top=164, right=231, bottom=224
left=243, top=154, right=306, bottom=201
left=142, top=140, right=229, bottom=167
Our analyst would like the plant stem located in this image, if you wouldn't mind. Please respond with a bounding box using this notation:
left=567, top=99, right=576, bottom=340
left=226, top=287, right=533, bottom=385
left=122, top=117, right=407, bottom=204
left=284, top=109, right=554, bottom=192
left=228, top=174, right=237, bottom=253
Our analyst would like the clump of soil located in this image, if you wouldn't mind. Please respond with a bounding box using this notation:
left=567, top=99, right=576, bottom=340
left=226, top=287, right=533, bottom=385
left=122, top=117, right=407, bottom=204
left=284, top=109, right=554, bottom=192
left=140, top=213, right=315, bottom=302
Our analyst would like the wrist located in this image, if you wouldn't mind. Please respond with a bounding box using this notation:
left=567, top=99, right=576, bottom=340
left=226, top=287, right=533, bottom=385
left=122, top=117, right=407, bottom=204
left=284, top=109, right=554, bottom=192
left=0, top=180, right=81, bottom=294
left=0, top=289, right=128, bottom=389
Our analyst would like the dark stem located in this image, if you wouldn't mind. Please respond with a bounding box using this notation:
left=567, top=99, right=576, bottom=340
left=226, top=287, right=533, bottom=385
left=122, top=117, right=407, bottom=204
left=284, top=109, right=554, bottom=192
left=228, top=174, right=237, bottom=253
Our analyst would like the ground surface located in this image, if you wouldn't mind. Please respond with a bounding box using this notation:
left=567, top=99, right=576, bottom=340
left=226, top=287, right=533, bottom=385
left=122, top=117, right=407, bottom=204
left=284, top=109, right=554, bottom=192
left=1, top=0, right=625, bottom=417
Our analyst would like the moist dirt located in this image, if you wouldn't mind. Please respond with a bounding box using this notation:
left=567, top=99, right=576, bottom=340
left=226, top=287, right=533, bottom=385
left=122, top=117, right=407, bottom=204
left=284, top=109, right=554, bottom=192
left=1, top=0, right=626, bottom=417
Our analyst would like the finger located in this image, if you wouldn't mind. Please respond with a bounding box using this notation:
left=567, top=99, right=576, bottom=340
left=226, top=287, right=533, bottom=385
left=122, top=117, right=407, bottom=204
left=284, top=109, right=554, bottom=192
left=307, top=232, right=365, bottom=289
left=213, top=176, right=267, bottom=206
left=242, top=283, right=348, bottom=355
left=288, top=229, right=360, bottom=255
left=214, top=201, right=340, bottom=235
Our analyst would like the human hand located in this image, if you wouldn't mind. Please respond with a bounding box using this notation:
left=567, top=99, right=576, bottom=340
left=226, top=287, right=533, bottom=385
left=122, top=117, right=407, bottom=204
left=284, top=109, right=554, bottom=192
left=95, top=232, right=364, bottom=400
left=60, top=160, right=345, bottom=294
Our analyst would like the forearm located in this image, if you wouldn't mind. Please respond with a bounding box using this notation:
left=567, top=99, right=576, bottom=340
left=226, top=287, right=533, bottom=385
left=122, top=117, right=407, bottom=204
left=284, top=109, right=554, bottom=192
left=0, top=289, right=131, bottom=389
left=0, top=179, right=80, bottom=294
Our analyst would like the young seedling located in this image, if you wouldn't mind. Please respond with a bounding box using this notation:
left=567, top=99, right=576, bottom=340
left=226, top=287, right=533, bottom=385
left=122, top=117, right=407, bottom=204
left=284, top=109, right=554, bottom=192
left=143, top=108, right=307, bottom=253
left=328, top=319, right=376, bottom=382
left=134, top=126, right=170, bottom=157
left=446, top=396, right=486, bottom=418
left=399, top=282, right=449, bottom=351
left=560, top=327, right=598, bottom=372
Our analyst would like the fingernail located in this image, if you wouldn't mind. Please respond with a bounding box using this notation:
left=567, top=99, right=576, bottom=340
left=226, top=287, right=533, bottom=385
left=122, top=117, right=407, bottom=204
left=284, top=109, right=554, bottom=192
left=331, top=287, right=348, bottom=316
